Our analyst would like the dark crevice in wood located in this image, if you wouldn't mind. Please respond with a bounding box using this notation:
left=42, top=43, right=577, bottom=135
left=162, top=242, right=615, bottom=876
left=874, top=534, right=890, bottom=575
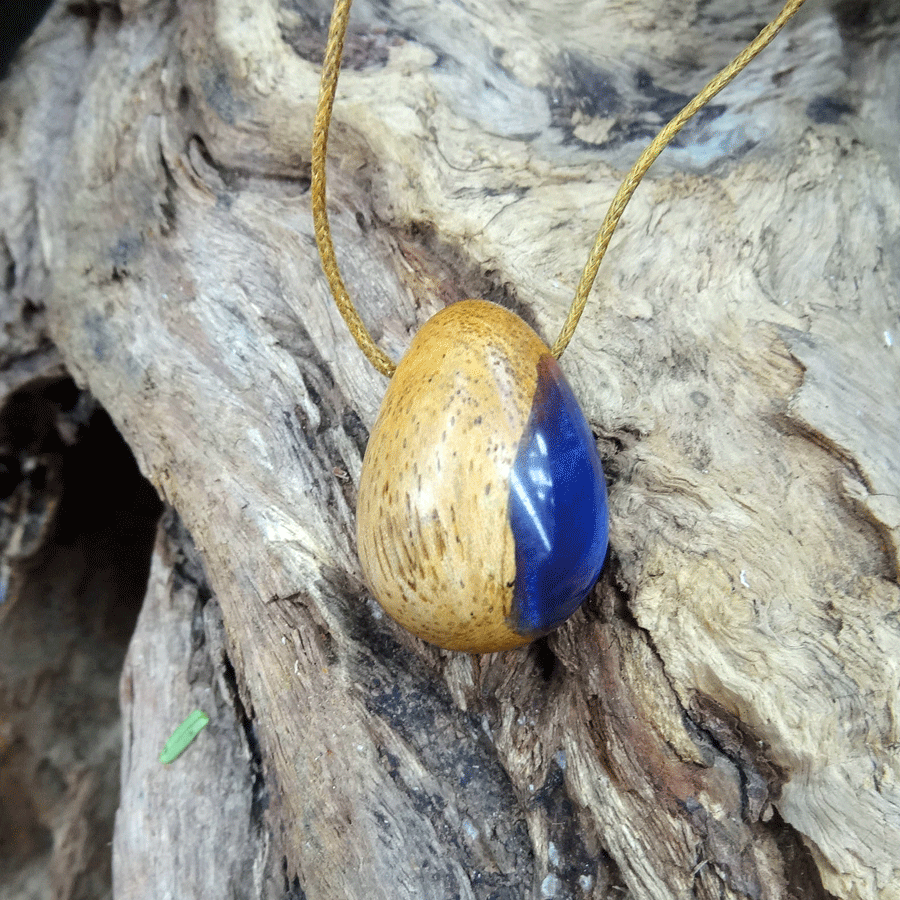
left=687, top=696, right=787, bottom=816
left=768, top=808, right=840, bottom=900
left=221, top=647, right=270, bottom=825
left=341, top=407, right=370, bottom=459
left=0, top=374, right=162, bottom=900
left=157, top=145, right=178, bottom=234
left=66, top=0, right=124, bottom=52
left=1, top=376, right=163, bottom=600
left=530, top=636, right=558, bottom=682
left=682, top=699, right=842, bottom=899
left=1, top=235, right=15, bottom=293
left=67, top=1, right=123, bottom=26
left=281, top=855, right=309, bottom=900
left=164, top=510, right=213, bottom=608
left=0, top=0, right=55, bottom=78
left=597, top=555, right=641, bottom=630
left=532, top=759, right=624, bottom=894
left=187, top=132, right=313, bottom=195
left=595, top=423, right=644, bottom=490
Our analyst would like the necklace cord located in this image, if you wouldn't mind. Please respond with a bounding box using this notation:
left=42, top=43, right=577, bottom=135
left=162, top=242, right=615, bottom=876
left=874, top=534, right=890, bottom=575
left=311, top=0, right=807, bottom=373
left=550, top=0, right=807, bottom=357
left=311, top=0, right=397, bottom=377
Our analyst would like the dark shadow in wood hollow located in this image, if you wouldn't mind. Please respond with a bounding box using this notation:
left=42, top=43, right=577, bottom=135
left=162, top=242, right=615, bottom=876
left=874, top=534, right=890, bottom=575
left=0, top=374, right=162, bottom=900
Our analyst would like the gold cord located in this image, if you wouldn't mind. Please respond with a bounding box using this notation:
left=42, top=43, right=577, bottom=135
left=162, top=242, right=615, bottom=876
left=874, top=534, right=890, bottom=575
left=550, top=0, right=807, bottom=357
left=311, top=0, right=397, bottom=377
left=311, top=0, right=807, bottom=374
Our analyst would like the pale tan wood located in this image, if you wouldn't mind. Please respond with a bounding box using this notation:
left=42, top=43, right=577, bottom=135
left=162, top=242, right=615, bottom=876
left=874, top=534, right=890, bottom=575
left=2, top=0, right=899, bottom=898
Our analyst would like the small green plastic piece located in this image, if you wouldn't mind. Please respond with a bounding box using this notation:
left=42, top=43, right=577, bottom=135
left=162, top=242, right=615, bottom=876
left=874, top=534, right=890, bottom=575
left=159, top=710, right=209, bottom=764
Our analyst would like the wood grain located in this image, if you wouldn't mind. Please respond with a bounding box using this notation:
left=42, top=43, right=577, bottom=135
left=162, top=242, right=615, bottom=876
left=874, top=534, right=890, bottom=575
left=357, top=300, right=545, bottom=652
left=1, top=0, right=898, bottom=897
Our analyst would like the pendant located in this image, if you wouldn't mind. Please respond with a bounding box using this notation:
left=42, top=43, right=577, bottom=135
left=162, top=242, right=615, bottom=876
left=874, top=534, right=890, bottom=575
left=357, top=300, right=609, bottom=652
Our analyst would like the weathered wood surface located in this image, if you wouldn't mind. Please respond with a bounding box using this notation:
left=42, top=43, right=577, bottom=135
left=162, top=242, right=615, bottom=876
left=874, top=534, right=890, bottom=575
left=114, top=509, right=272, bottom=898
left=2, top=0, right=899, bottom=898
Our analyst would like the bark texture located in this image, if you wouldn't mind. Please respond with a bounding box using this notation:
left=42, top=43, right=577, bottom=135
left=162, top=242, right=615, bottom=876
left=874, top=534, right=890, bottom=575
left=1, top=0, right=899, bottom=898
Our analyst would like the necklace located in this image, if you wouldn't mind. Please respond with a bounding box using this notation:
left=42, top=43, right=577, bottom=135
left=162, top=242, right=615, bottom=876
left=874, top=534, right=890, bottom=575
left=312, top=0, right=806, bottom=653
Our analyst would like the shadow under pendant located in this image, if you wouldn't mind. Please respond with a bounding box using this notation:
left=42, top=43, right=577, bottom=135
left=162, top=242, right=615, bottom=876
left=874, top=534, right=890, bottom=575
left=357, top=300, right=609, bottom=652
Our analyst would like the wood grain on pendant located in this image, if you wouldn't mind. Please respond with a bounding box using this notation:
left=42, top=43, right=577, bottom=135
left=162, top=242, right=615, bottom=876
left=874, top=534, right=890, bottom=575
left=357, top=300, right=609, bottom=652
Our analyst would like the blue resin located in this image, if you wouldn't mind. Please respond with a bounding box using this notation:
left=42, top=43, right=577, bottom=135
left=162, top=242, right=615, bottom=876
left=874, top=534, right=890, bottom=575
left=508, top=355, right=609, bottom=636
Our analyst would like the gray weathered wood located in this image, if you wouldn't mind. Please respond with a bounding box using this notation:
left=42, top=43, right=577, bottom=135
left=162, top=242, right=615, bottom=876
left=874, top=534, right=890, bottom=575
left=114, top=510, right=272, bottom=899
left=2, top=0, right=899, bottom=897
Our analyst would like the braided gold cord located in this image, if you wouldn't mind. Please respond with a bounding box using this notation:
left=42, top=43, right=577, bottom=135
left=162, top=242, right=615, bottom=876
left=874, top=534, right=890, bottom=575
left=312, top=0, right=807, bottom=372
left=311, top=0, right=397, bottom=377
left=550, top=0, right=807, bottom=357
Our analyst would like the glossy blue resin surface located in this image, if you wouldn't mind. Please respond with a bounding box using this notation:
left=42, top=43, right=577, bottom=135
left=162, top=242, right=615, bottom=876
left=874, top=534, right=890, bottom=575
left=508, top=355, right=609, bottom=636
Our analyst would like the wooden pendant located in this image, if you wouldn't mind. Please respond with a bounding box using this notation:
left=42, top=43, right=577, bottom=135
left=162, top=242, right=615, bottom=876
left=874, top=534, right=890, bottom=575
left=357, top=300, right=609, bottom=652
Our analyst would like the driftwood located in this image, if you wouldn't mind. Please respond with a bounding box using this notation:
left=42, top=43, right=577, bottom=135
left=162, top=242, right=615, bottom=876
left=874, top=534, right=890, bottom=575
left=1, top=0, right=899, bottom=898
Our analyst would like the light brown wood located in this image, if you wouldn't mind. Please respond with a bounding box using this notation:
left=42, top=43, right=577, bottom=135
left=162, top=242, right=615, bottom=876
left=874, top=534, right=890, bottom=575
left=2, top=0, right=899, bottom=898
left=358, top=300, right=547, bottom=653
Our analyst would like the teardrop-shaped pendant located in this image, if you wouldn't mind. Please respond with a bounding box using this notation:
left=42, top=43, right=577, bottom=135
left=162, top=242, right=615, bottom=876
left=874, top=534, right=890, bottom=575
left=357, top=300, right=609, bottom=652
